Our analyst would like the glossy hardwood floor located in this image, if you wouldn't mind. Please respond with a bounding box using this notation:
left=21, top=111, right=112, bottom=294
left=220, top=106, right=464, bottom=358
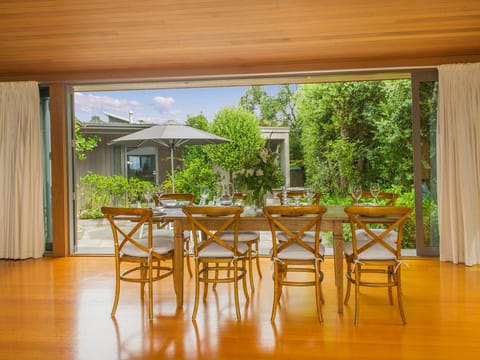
left=0, top=256, right=479, bottom=360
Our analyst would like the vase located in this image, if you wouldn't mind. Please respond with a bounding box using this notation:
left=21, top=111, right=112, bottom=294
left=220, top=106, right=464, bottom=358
left=254, top=190, right=267, bottom=210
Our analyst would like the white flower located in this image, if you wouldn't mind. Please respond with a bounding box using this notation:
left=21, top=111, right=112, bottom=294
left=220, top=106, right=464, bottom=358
left=246, top=168, right=255, bottom=177
left=259, top=148, right=268, bottom=163
left=255, top=169, right=264, bottom=176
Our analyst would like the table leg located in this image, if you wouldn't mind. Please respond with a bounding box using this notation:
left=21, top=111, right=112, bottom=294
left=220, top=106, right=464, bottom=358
left=333, top=221, right=344, bottom=313
left=173, top=219, right=184, bottom=308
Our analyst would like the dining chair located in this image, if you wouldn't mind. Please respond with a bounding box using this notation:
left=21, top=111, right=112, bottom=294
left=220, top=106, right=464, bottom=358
left=182, top=205, right=249, bottom=321
left=228, top=191, right=263, bottom=290
left=277, top=190, right=322, bottom=205
left=156, top=193, right=196, bottom=277
left=263, top=205, right=328, bottom=323
left=343, top=205, right=412, bottom=326
left=101, top=207, right=174, bottom=321
left=351, top=191, right=398, bottom=205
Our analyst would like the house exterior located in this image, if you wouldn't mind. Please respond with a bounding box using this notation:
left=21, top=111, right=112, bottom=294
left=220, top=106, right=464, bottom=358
left=76, top=113, right=291, bottom=188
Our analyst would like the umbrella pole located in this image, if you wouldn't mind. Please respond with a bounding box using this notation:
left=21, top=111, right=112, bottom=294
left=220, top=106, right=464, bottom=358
left=170, top=144, right=175, bottom=193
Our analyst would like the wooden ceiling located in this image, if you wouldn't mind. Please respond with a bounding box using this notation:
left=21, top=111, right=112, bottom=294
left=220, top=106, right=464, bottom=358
left=1, top=0, right=479, bottom=84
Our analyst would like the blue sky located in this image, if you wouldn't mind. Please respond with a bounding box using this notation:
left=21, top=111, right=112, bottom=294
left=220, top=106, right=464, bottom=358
left=74, top=85, right=282, bottom=124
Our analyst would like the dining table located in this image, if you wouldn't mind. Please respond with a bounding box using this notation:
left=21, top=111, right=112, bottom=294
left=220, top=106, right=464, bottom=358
left=160, top=204, right=349, bottom=314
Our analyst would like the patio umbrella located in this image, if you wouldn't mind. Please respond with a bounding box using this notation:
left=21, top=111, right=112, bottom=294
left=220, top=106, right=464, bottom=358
left=109, top=120, right=230, bottom=192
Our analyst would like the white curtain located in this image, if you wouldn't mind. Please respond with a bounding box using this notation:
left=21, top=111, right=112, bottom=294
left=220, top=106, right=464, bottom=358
left=0, top=82, right=45, bottom=259
left=438, top=63, right=480, bottom=266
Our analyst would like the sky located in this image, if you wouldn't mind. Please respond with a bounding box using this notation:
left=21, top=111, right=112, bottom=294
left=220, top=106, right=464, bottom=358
left=74, top=85, right=282, bottom=124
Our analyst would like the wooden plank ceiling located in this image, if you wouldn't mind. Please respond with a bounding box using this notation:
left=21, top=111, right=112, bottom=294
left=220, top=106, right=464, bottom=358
left=0, top=0, right=479, bottom=83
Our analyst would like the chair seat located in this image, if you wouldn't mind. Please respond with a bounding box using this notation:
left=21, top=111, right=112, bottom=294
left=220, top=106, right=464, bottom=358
left=198, top=241, right=249, bottom=258
left=343, top=239, right=397, bottom=260
left=122, top=237, right=174, bottom=257
left=220, top=231, right=260, bottom=242
left=274, top=242, right=325, bottom=260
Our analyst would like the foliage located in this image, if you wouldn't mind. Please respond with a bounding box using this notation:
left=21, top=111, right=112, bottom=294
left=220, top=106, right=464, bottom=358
left=208, top=107, right=265, bottom=172
left=239, top=85, right=303, bottom=162
left=160, top=157, right=220, bottom=202
left=74, top=119, right=101, bottom=160
left=296, top=80, right=413, bottom=196
left=77, top=172, right=155, bottom=218
left=234, top=147, right=284, bottom=201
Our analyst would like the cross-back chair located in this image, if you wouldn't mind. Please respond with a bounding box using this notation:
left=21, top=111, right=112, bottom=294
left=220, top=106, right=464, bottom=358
left=263, top=205, right=328, bottom=323
left=182, top=205, right=249, bottom=321
left=343, top=205, right=412, bottom=326
left=156, top=193, right=196, bottom=277
left=101, top=207, right=174, bottom=321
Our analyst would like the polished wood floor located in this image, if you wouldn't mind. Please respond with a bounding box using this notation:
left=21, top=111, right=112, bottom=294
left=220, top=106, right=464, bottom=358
left=0, top=256, right=479, bottom=360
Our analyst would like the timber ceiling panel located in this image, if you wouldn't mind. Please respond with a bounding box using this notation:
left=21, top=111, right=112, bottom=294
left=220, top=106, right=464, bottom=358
left=0, top=0, right=479, bottom=83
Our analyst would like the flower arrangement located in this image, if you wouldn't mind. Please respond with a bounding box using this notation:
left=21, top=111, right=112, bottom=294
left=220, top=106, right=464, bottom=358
left=235, top=147, right=284, bottom=206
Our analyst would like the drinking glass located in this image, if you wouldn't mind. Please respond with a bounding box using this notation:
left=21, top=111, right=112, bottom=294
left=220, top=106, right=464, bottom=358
left=370, top=182, right=380, bottom=203
left=199, top=185, right=209, bottom=205
left=304, top=186, right=314, bottom=204
left=144, top=191, right=153, bottom=208
left=350, top=184, right=362, bottom=204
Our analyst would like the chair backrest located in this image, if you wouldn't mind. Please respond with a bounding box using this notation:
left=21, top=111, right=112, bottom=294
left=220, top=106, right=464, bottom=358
left=263, top=205, right=327, bottom=258
left=277, top=191, right=322, bottom=205
left=101, top=207, right=154, bottom=257
left=156, top=193, right=196, bottom=205
left=344, top=205, right=412, bottom=260
left=351, top=191, right=398, bottom=205
left=182, top=206, right=244, bottom=256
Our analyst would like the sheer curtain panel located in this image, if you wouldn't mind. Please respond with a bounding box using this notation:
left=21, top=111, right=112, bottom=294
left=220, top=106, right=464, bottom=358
left=0, top=82, right=45, bottom=259
left=438, top=63, right=480, bottom=266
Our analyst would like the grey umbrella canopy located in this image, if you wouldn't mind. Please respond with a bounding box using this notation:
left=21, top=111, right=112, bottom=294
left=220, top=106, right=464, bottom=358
left=109, top=120, right=230, bottom=192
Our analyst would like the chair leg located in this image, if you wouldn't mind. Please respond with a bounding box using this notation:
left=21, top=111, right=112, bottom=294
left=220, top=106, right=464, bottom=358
left=192, top=259, right=201, bottom=321
left=315, top=270, right=324, bottom=323
left=344, top=259, right=352, bottom=305
left=254, top=240, right=263, bottom=278
left=354, top=266, right=361, bottom=326
left=247, top=244, right=255, bottom=293
left=241, top=258, right=250, bottom=303
left=203, top=263, right=209, bottom=301
left=185, top=239, right=193, bottom=277
left=396, top=269, right=407, bottom=325
left=271, top=262, right=280, bottom=322
left=233, top=261, right=241, bottom=321
left=388, top=265, right=394, bottom=304
left=148, top=259, right=154, bottom=321
left=111, top=267, right=121, bottom=317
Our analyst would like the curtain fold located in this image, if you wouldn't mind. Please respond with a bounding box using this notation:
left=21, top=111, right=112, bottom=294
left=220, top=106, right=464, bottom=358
left=438, top=63, right=480, bottom=266
left=0, top=82, right=45, bottom=259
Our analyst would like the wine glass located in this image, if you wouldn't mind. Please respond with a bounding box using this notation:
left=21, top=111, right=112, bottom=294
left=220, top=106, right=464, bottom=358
left=350, top=184, right=362, bottom=205
left=144, top=191, right=153, bottom=208
left=304, top=186, right=314, bottom=204
left=370, top=182, right=380, bottom=203
left=199, top=185, right=209, bottom=205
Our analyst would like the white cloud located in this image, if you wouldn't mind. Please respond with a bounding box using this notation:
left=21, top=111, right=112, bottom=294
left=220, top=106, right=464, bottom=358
left=75, top=92, right=141, bottom=120
left=152, top=96, right=175, bottom=112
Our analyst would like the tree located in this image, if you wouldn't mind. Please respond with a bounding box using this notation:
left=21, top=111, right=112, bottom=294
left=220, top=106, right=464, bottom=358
left=74, top=118, right=101, bottom=160
left=296, top=80, right=412, bottom=196
left=208, top=107, right=265, bottom=173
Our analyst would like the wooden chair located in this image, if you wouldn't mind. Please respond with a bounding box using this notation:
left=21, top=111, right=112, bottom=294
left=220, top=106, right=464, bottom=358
left=156, top=193, right=196, bottom=277
left=228, top=192, right=263, bottom=289
left=277, top=190, right=322, bottom=205
left=351, top=191, right=398, bottom=205
left=263, top=205, right=328, bottom=323
left=101, top=207, right=174, bottom=321
left=182, top=205, right=249, bottom=321
left=343, top=205, right=412, bottom=325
